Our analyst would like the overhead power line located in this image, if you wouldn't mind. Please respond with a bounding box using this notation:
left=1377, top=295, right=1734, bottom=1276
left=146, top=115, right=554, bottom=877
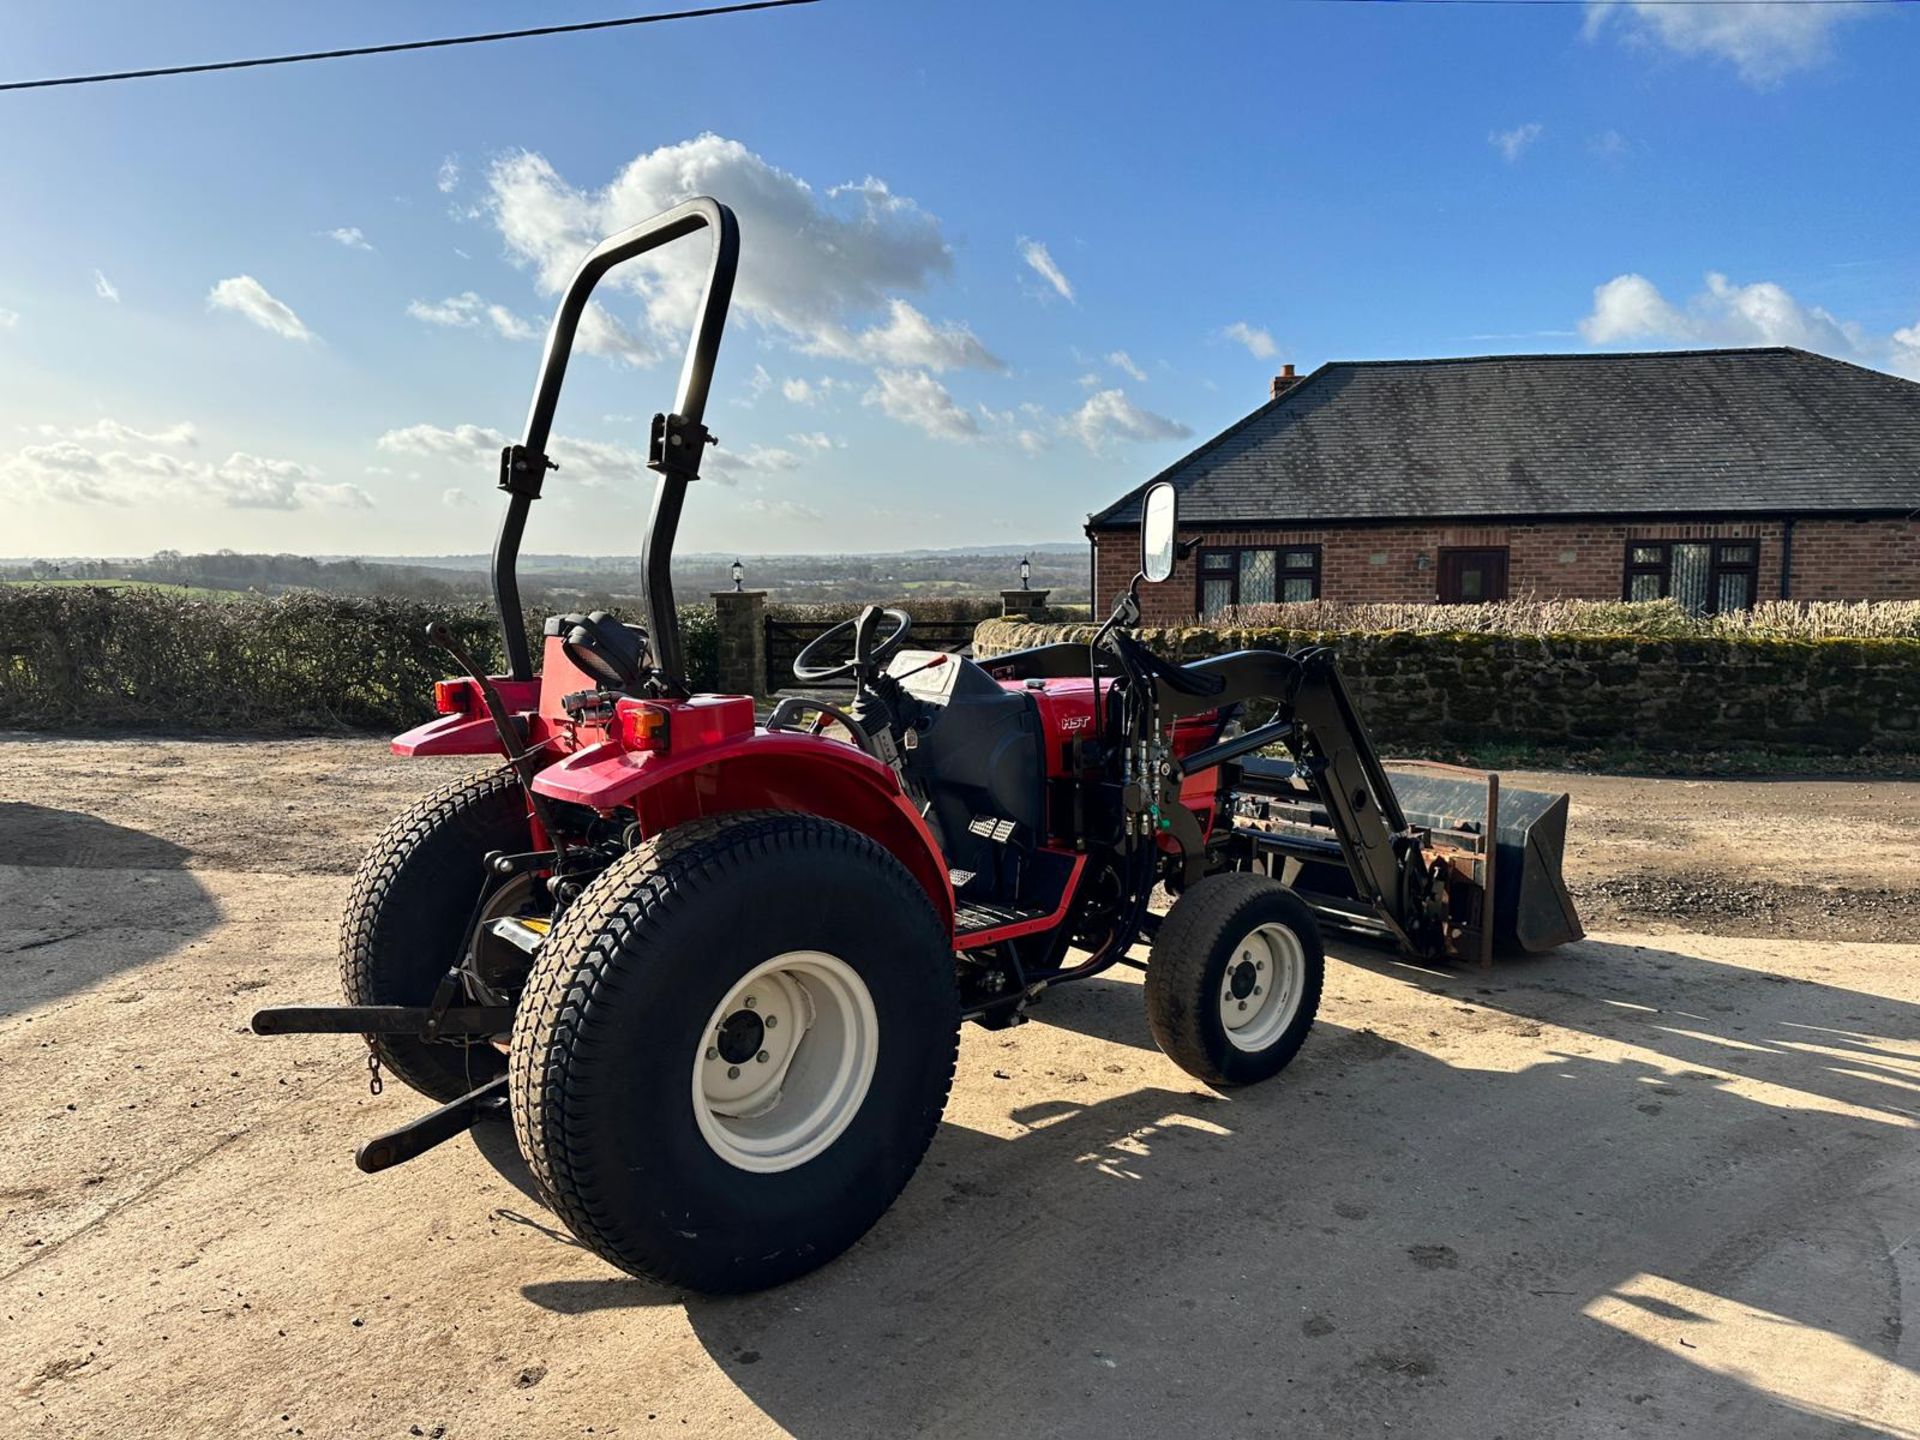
left=0, top=0, right=1902, bottom=93
left=0, top=0, right=819, bottom=94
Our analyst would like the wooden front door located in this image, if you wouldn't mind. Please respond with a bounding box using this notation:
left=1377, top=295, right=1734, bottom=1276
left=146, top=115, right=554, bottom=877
left=1437, top=547, right=1509, bottom=604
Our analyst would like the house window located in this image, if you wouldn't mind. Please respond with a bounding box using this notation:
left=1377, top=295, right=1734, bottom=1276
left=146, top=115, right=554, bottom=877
left=1623, top=540, right=1759, bottom=614
left=1437, top=547, right=1510, bottom=604
left=1198, top=545, right=1321, bottom=616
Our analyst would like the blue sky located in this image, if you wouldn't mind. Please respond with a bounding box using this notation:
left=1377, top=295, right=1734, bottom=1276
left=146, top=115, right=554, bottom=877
left=1, top=0, right=1914, bottom=558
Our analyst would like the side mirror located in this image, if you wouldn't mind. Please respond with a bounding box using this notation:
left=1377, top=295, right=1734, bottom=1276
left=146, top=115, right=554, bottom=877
left=1140, top=481, right=1177, bottom=584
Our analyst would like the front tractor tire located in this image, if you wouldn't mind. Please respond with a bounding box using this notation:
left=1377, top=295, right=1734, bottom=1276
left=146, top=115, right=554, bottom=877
left=340, top=767, right=529, bottom=1102
left=1146, top=873, right=1325, bottom=1089
left=510, top=811, right=960, bottom=1294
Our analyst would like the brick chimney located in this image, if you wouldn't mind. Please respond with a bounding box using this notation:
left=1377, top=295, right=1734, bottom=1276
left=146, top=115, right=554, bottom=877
left=1269, top=363, right=1298, bottom=401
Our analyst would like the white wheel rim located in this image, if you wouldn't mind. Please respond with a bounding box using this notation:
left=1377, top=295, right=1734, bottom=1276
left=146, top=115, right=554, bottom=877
left=1218, top=922, right=1306, bottom=1053
left=691, top=951, right=878, bottom=1174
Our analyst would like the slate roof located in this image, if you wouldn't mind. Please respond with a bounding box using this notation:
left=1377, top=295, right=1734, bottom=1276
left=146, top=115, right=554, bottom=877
left=1088, top=348, right=1920, bottom=530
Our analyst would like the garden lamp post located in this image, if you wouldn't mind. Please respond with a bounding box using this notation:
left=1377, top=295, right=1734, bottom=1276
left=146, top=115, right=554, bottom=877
left=1019, top=554, right=1031, bottom=588
left=731, top=559, right=744, bottom=592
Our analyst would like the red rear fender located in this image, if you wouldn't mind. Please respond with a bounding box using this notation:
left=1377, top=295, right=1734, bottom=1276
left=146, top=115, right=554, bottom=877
left=533, top=731, right=955, bottom=931
left=391, top=678, right=543, bottom=757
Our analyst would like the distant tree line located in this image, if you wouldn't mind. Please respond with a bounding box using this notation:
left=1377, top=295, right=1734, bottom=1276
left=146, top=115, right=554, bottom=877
left=0, top=546, right=1091, bottom=607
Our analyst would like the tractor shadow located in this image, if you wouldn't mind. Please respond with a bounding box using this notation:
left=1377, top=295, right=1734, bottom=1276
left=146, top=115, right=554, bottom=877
left=510, top=931, right=1920, bottom=1438
left=0, top=802, right=216, bottom=1017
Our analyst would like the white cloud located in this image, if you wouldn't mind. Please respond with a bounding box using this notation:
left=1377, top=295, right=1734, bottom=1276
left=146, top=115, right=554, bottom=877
left=743, top=496, right=822, bottom=523
left=1222, top=321, right=1277, bottom=360
left=811, top=298, right=1002, bottom=372
left=788, top=431, right=841, bottom=451
left=205, top=453, right=371, bottom=510
left=1893, top=322, right=1920, bottom=379
left=1579, top=271, right=1859, bottom=352
left=486, top=136, right=959, bottom=366
left=574, top=302, right=655, bottom=367
left=1584, top=0, right=1876, bottom=84
left=327, top=227, right=373, bottom=251
left=1018, top=238, right=1074, bottom=302
left=377, top=421, right=649, bottom=487
left=437, top=155, right=461, bottom=193
left=1066, top=389, right=1192, bottom=453
left=442, top=487, right=475, bottom=508
left=1590, top=129, right=1628, bottom=161
left=1106, top=349, right=1148, bottom=383
left=862, top=368, right=979, bottom=442
left=208, top=276, right=313, bottom=342
left=379, top=423, right=506, bottom=468
left=1578, top=269, right=1920, bottom=378
left=1489, top=122, right=1544, bottom=163
left=66, top=418, right=198, bottom=447
left=705, top=443, right=803, bottom=485
left=0, top=434, right=361, bottom=510
left=407, top=291, right=539, bottom=341
left=93, top=270, right=120, bottom=303
left=782, top=377, right=817, bottom=404
left=0, top=307, right=18, bottom=329
left=1580, top=275, right=1689, bottom=346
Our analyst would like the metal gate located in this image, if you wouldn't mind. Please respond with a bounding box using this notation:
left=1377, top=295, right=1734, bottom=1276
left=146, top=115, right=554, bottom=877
left=764, top=616, right=978, bottom=691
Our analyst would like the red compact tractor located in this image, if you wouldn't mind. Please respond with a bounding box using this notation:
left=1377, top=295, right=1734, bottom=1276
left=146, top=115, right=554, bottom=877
left=255, top=199, right=1580, bottom=1293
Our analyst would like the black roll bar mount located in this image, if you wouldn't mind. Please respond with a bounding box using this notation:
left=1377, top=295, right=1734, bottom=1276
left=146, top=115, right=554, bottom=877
left=489, top=197, right=740, bottom=692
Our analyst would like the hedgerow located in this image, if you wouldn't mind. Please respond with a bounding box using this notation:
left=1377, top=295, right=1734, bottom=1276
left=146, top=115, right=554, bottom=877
left=0, top=586, right=998, bottom=733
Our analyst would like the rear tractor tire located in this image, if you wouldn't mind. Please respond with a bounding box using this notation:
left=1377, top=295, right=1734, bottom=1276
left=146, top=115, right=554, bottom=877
left=1146, top=873, right=1325, bottom=1088
left=510, top=811, right=960, bottom=1294
left=340, top=766, right=530, bottom=1102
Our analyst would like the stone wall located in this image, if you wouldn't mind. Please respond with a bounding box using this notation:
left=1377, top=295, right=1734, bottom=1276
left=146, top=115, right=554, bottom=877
left=1091, top=516, right=1920, bottom=623
left=976, top=617, right=1920, bottom=755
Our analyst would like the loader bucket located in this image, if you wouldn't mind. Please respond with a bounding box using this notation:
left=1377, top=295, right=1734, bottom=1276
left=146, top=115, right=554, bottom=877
left=1388, top=771, right=1583, bottom=955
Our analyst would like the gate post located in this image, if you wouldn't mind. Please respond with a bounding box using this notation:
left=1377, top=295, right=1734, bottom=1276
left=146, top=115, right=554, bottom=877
left=712, top=588, right=768, bottom=698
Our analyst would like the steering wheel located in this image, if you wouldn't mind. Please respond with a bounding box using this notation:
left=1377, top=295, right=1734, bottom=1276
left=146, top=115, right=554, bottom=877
left=792, top=606, right=912, bottom=683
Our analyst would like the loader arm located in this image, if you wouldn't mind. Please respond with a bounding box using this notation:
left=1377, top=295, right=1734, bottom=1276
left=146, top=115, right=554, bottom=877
left=1147, top=646, right=1433, bottom=953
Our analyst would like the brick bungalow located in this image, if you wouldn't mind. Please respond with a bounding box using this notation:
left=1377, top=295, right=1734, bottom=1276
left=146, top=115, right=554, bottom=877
left=1085, top=347, right=1920, bottom=624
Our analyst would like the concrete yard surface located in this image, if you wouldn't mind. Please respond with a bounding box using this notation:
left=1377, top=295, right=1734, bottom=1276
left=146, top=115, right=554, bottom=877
left=2, top=737, right=1917, bottom=1438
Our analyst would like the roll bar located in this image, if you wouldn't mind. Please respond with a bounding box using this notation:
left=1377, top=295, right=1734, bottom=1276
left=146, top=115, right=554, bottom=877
left=491, top=197, right=740, bottom=688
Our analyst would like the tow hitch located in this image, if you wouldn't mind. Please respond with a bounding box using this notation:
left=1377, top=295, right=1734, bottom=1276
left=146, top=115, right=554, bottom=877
left=251, top=1003, right=515, bottom=1171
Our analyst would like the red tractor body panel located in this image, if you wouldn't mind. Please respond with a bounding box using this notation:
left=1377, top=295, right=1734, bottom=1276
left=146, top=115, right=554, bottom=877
left=536, top=723, right=953, bottom=931
left=1016, top=678, right=1098, bottom=778
left=1169, top=709, right=1228, bottom=845
left=1012, top=674, right=1227, bottom=849
left=391, top=679, right=543, bottom=756
left=392, top=668, right=955, bottom=933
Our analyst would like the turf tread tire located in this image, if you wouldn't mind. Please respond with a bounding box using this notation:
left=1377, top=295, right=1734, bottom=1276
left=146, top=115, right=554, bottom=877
left=510, top=810, right=958, bottom=1293
left=1146, top=872, right=1325, bottom=1089
left=339, top=765, right=527, bottom=1101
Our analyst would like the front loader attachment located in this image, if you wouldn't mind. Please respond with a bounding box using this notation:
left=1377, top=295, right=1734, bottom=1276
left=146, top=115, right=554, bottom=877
left=1388, top=769, right=1582, bottom=954
left=1231, top=756, right=1581, bottom=961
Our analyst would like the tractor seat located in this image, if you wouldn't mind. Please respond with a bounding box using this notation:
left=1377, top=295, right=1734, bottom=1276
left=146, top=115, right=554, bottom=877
left=887, top=650, right=1044, bottom=894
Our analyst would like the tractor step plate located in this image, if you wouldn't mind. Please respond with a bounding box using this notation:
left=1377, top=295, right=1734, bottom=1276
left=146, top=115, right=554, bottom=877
left=955, top=899, right=1053, bottom=936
